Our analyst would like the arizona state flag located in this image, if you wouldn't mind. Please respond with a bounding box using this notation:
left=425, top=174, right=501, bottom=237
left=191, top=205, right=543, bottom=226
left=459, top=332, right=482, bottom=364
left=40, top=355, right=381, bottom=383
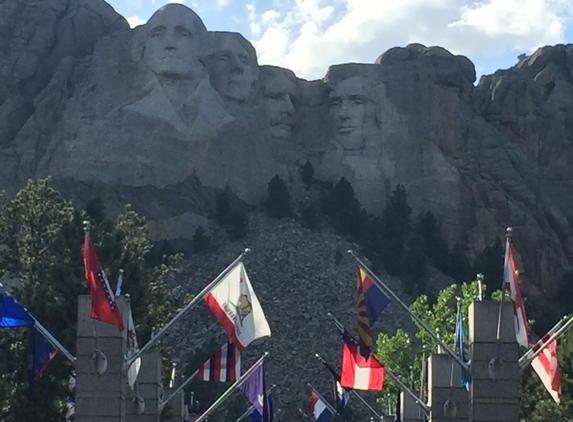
left=83, top=236, right=124, bottom=331
left=357, top=266, right=389, bottom=356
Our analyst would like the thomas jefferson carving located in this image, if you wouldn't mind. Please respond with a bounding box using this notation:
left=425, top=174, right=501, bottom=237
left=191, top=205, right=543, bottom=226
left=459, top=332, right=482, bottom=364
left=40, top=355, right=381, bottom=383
left=328, top=76, right=385, bottom=151
left=210, top=32, right=259, bottom=103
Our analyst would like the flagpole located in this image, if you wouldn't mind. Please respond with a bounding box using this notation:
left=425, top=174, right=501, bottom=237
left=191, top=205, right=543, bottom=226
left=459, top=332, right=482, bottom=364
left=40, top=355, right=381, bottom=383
left=195, top=352, right=268, bottom=422
left=0, top=283, right=76, bottom=365
left=307, top=384, right=340, bottom=418
left=519, top=315, right=568, bottom=363
left=233, top=385, right=276, bottom=422
left=126, top=249, right=250, bottom=368
left=495, top=229, right=512, bottom=347
left=519, top=315, right=573, bottom=369
left=328, top=315, right=430, bottom=415
left=314, top=353, right=383, bottom=421
left=158, top=369, right=199, bottom=412
left=347, top=250, right=469, bottom=372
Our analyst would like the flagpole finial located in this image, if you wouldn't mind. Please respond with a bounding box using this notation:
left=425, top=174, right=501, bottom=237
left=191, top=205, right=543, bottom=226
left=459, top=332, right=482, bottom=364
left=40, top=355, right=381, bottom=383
left=83, top=220, right=90, bottom=234
left=120, top=269, right=125, bottom=275
left=125, top=293, right=131, bottom=302
left=243, top=248, right=251, bottom=254
left=347, top=249, right=354, bottom=255
left=506, top=227, right=513, bottom=238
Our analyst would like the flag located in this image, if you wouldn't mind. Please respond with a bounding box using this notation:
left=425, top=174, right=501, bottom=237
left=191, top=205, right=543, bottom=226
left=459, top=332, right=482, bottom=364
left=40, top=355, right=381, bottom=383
left=335, top=381, right=350, bottom=419
left=28, top=325, right=58, bottom=398
left=531, top=339, right=561, bottom=403
left=240, top=364, right=267, bottom=421
left=205, top=262, right=271, bottom=350
left=0, top=287, right=34, bottom=328
left=115, top=269, right=124, bottom=297
left=455, top=309, right=470, bottom=390
left=503, top=239, right=528, bottom=347
left=65, top=396, right=75, bottom=422
left=83, top=236, right=124, bottom=331
left=183, top=392, right=195, bottom=422
left=357, top=266, right=389, bottom=356
left=339, top=328, right=385, bottom=391
left=310, top=391, right=334, bottom=422
left=198, top=341, right=241, bottom=382
left=126, top=307, right=141, bottom=389
left=250, top=394, right=274, bottom=422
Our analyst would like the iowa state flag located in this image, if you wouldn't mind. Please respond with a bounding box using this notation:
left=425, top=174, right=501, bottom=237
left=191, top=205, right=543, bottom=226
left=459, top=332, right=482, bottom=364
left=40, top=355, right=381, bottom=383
left=357, top=266, right=389, bottom=356
left=83, top=236, right=124, bottom=331
left=340, top=328, right=385, bottom=391
left=205, top=262, right=270, bottom=350
left=503, top=239, right=528, bottom=347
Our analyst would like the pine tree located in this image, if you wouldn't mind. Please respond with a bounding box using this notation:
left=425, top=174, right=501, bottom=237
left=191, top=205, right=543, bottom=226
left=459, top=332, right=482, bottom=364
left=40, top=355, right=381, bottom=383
left=301, top=160, right=314, bottom=187
left=192, top=226, right=212, bottom=254
left=266, top=175, right=292, bottom=218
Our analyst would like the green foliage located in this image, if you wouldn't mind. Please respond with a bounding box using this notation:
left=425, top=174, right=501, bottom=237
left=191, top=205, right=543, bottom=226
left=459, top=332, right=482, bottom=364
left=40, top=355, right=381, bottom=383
left=0, top=179, right=183, bottom=422
left=266, top=175, right=292, bottom=218
left=192, top=226, right=212, bottom=254
left=226, top=209, right=249, bottom=241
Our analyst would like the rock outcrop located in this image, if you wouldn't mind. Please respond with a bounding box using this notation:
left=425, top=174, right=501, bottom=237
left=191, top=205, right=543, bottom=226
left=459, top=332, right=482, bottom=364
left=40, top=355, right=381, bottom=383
left=2, top=1, right=573, bottom=413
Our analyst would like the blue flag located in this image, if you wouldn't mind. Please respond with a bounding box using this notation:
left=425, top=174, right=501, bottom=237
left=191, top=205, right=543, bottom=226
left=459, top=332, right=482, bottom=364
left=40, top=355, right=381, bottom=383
left=335, top=381, right=350, bottom=419
left=0, top=288, right=34, bottom=328
left=249, top=393, right=273, bottom=422
left=28, top=326, right=58, bottom=399
left=455, top=310, right=470, bottom=390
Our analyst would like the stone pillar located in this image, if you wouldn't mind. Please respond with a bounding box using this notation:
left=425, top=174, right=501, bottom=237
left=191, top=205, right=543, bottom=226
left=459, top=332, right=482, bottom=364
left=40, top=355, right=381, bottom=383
left=126, top=349, right=163, bottom=422
left=401, top=391, right=425, bottom=422
left=427, top=354, right=469, bottom=422
left=162, top=387, right=185, bottom=422
left=75, top=295, right=128, bottom=422
left=468, top=301, right=519, bottom=422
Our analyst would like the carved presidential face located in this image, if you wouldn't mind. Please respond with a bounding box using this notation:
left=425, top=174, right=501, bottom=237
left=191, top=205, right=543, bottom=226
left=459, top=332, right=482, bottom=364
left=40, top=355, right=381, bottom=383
left=261, top=71, right=297, bottom=141
left=143, top=5, right=208, bottom=83
left=329, top=77, right=370, bottom=151
left=211, top=34, right=258, bottom=103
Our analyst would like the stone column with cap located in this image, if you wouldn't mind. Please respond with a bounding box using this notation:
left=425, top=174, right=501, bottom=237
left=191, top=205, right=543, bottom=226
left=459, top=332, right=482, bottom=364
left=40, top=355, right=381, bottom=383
left=427, top=353, right=469, bottom=422
left=468, top=301, right=519, bottom=422
left=75, top=295, right=128, bottom=422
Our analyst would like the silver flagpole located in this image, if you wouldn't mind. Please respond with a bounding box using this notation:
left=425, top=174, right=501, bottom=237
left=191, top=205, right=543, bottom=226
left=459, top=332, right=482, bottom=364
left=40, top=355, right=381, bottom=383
left=347, top=250, right=469, bottom=372
left=126, top=249, right=250, bottom=368
left=0, top=283, right=76, bottom=364
left=158, top=369, right=199, bottom=412
left=233, top=385, right=276, bottom=422
left=307, top=383, right=340, bottom=418
left=519, top=315, right=568, bottom=363
left=519, top=315, right=573, bottom=369
left=195, top=352, right=268, bottom=422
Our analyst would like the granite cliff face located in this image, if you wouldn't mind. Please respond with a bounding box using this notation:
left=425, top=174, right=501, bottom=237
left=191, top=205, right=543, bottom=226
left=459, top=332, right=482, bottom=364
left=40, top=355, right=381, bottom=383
left=2, top=0, right=573, bottom=403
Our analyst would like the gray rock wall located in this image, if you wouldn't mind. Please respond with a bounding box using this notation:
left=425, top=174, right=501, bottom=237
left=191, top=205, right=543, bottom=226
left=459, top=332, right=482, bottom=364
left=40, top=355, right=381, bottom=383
left=0, top=2, right=572, bottom=301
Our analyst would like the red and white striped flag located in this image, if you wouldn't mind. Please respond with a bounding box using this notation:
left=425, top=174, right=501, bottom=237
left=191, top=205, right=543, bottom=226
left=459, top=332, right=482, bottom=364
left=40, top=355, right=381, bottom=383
left=531, top=339, right=561, bottom=403
left=504, top=239, right=529, bottom=347
left=198, top=342, right=241, bottom=382
left=340, top=329, right=385, bottom=391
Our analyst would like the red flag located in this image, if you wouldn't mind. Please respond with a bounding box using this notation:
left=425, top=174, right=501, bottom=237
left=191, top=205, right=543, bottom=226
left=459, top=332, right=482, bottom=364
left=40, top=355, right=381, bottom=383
left=503, top=239, right=528, bottom=347
left=340, top=337, right=385, bottom=390
left=531, top=339, right=561, bottom=403
left=83, top=236, right=124, bottom=331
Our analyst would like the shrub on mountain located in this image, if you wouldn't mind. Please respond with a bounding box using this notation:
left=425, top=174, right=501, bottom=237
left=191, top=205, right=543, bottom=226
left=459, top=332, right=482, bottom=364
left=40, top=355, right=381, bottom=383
left=266, top=175, right=292, bottom=219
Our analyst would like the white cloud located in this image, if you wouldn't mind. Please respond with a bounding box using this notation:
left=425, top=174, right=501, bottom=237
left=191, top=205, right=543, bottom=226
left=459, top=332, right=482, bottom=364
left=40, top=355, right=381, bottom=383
left=168, top=0, right=185, bottom=4
left=246, top=0, right=573, bottom=80
left=216, top=0, right=229, bottom=10
left=126, top=15, right=147, bottom=28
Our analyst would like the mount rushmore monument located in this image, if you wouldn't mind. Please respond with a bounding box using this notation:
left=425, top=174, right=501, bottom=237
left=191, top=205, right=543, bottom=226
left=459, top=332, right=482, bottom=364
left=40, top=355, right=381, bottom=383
left=2, top=0, right=573, bottom=300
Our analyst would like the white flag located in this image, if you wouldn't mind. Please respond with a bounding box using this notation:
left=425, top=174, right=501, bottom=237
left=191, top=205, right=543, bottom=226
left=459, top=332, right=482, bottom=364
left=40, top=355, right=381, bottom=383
left=531, top=339, right=561, bottom=403
left=204, top=262, right=271, bottom=350
left=127, top=309, right=141, bottom=389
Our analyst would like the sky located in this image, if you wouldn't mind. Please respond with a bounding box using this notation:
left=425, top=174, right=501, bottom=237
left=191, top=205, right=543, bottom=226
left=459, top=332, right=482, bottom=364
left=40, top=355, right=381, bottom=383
left=106, top=0, right=573, bottom=82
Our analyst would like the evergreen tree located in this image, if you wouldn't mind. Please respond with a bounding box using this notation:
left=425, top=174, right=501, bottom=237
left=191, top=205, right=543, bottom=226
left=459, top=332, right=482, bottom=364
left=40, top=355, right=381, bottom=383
left=417, top=211, right=449, bottom=274
left=301, top=160, right=314, bottom=187
left=215, top=191, right=231, bottom=226
left=226, top=209, right=249, bottom=241
left=473, top=237, right=504, bottom=295
left=192, top=226, right=212, bottom=254
left=321, top=177, right=368, bottom=239
left=266, top=175, right=292, bottom=218
left=448, top=244, right=473, bottom=282
left=0, top=179, right=183, bottom=422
